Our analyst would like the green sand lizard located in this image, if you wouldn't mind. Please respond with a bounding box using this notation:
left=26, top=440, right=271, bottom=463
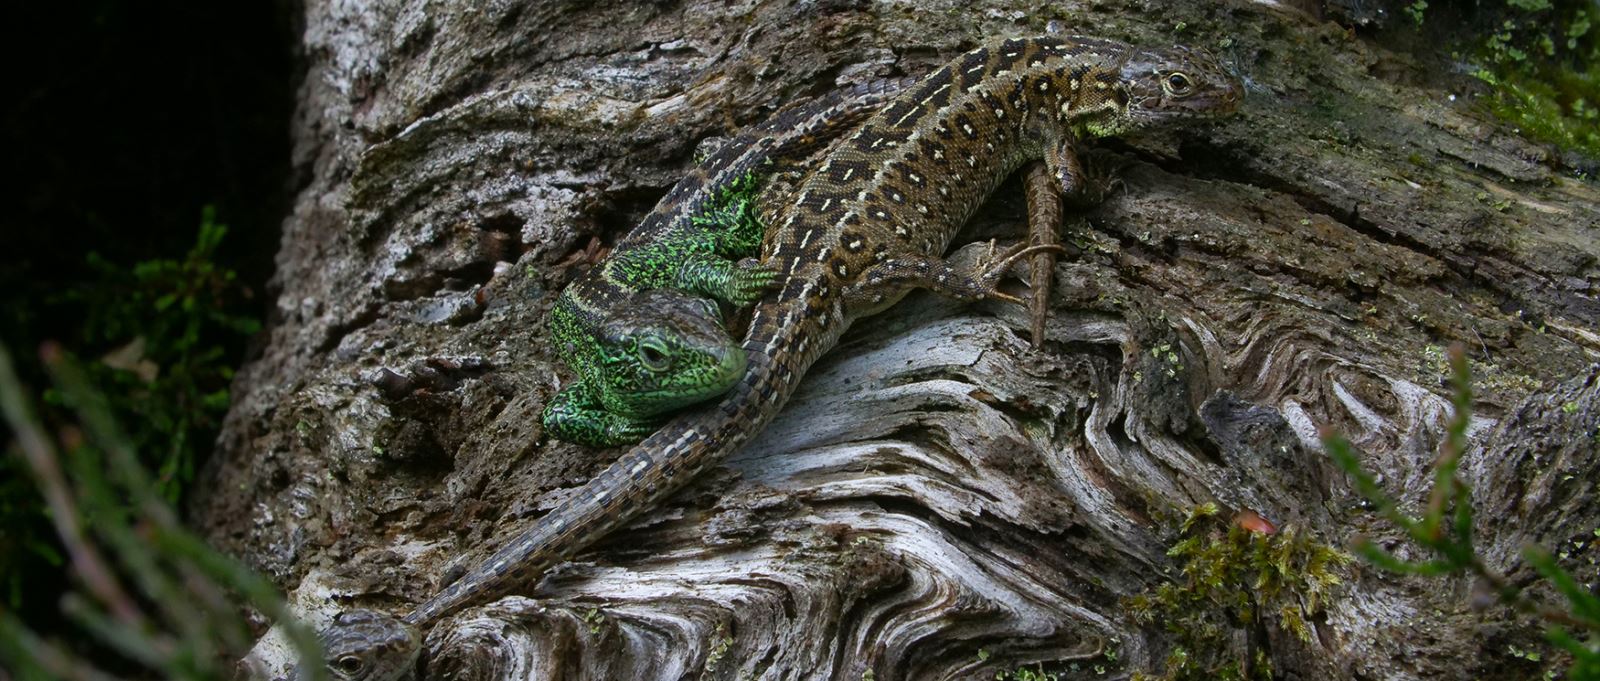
left=541, top=79, right=911, bottom=446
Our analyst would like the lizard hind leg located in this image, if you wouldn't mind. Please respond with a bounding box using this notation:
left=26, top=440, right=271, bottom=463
left=844, top=241, right=1066, bottom=310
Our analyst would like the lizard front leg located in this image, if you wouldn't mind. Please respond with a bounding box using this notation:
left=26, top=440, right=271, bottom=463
left=1024, top=162, right=1062, bottom=348
left=541, top=380, right=658, bottom=447
left=1048, top=137, right=1123, bottom=208
left=1026, top=139, right=1122, bottom=345
left=674, top=253, right=782, bottom=307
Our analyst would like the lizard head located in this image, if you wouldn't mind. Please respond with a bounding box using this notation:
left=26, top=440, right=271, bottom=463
left=1090, top=45, right=1244, bottom=136
left=292, top=610, right=422, bottom=681
left=596, top=288, right=746, bottom=417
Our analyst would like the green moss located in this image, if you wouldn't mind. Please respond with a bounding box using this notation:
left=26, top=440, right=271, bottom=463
left=1126, top=504, right=1351, bottom=681
left=1470, top=1, right=1600, bottom=159
left=1475, top=68, right=1600, bottom=158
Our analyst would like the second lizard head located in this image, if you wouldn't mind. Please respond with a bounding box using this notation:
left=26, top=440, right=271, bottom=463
left=1077, top=41, right=1244, bottom=137
left=594, top=288, right=747, bottom=418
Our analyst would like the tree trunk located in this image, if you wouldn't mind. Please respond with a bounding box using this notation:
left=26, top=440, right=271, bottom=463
left=196, top=1, right=1600, bottom=679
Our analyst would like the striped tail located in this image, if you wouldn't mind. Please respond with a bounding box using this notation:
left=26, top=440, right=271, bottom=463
left=404, top=301, right=826, bottom=626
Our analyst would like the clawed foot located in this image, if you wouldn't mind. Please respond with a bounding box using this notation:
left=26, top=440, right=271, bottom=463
left=974, top=240, right=1067, bottom=306
left=724, top=258, right=783, bottom=306
left=606, top=417, right=661, bottom=446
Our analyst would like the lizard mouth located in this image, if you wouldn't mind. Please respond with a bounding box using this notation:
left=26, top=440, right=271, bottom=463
left=714, top=345, right=749, bottom=388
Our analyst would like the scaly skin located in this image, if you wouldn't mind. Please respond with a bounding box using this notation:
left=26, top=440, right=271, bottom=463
left=543, top=79, right=912, bottom=446
left=295, top=35, right=1242, bottom=681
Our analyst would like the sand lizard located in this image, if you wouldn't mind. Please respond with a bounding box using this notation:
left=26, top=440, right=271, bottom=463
left=296, top=34, right=1241, bottom=681
left=541, top=79, right=911, bottom=446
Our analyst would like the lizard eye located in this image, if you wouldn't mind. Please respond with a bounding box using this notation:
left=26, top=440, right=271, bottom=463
left=637, top=338, right=672, bottom=372
left=333, top=655, right=365, bottom=676
left=1164, top=71, right=1194, bottom=96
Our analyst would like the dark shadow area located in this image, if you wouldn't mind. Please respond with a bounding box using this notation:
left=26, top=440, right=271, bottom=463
left=0, top=0, right=295, bottom=633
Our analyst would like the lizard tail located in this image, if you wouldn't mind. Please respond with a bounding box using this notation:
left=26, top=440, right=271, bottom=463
left=404, top=301, right=825, bottom=627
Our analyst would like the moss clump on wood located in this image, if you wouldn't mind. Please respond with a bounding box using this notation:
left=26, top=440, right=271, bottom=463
left=1126, top=504, right=1351, bottom=681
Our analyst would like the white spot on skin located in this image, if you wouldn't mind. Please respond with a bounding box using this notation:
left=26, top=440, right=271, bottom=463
left=966, top=155, right=977, bottom=167
left=842, top=167, right=855, bottom=181
left=917, top=205, right=928, bottom=215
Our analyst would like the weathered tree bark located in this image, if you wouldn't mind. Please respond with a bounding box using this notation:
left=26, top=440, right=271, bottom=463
left=197, top=1, right=1600, bottom=679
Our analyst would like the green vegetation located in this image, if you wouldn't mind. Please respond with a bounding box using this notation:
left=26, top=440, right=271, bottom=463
left=0, top=343, right=321, bottom=680
left=1449, top=1, right=1598, bottom=157
left=1323, top=344, right=1600, bottom=678
left=58, top=206, right=261, bottom=502
left=0, top=207, right=258, bottom=618
left=1126, top=505, right=1350, bottom=680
